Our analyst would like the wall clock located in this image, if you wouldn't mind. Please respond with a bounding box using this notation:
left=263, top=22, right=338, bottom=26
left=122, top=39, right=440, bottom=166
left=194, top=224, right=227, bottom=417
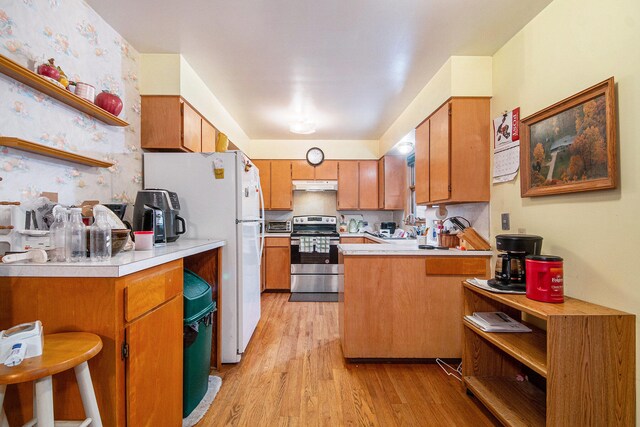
left=306, top=147, right=325, bottom=166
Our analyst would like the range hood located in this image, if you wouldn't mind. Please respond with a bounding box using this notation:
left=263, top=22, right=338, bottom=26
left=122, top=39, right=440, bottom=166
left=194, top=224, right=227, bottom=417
left=292, top=180, right=338, bottom=192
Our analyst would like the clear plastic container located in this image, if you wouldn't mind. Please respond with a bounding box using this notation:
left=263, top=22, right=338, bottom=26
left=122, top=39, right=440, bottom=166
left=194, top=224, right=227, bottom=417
left=67, top=208, right=86, bottom=262
left=90, top=210, right=112, bottom=261
left=48, top=211, right=67, bottom=262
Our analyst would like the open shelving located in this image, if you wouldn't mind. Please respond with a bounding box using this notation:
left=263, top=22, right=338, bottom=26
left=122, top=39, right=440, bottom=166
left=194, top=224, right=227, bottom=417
left=0, top=54, right=128, bottom=127
left=0, top=137, right=113, bottom=168
left=462, top=281, right=635, bottom=426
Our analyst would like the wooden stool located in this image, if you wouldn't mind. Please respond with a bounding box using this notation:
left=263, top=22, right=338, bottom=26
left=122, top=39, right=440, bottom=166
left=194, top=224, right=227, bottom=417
left=0, top=332, right=103, bottom=427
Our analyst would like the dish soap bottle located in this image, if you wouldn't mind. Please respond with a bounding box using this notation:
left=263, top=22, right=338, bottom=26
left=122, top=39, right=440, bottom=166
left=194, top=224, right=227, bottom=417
left=90, top=210, right=111, bottom=261
left=67, top=208, right=86, bottom=262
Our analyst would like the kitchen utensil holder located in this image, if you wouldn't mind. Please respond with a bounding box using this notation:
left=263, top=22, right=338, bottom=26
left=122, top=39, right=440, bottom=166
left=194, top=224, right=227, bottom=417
left=438, top=233, right=460, bottom=248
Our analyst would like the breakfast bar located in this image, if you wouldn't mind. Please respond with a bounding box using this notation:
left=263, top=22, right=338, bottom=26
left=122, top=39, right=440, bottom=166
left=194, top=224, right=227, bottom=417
left=0, top=239, right=225, bottom=427
left=338, top=243, right=492, bottom=359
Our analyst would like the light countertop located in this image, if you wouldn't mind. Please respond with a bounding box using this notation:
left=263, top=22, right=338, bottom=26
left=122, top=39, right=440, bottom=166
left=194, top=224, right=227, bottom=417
left=340, top=232, right=423, bottom=245
left=0, top=239, right=226, bottom=278
left=339, top=243, right=492, bottom=257
left=263, top=233, right=291, bottom=238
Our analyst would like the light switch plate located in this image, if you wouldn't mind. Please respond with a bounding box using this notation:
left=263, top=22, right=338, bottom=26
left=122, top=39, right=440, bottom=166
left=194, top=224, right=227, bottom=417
left=501, top=213, right=510, bottom=231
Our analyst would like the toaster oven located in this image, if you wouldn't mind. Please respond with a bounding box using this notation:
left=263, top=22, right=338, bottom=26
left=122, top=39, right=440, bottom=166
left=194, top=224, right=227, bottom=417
left=266, top=220, right=291, bottom=233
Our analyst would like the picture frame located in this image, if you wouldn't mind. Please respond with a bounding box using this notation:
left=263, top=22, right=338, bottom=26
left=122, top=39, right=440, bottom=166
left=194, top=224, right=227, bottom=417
left=520, top=77, right=617, bottom=197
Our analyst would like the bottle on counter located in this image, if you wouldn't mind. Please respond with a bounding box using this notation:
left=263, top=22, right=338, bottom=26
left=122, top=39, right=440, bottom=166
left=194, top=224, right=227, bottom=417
left=48, top=210, right=67, bottom=262
left=90, top=210, right=112, bottom=262
left=67, top=207, right=86, bottom=262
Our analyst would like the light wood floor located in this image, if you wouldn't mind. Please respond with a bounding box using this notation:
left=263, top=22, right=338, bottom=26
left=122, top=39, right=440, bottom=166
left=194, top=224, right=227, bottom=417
left=198, top=292, right=498, bottom=426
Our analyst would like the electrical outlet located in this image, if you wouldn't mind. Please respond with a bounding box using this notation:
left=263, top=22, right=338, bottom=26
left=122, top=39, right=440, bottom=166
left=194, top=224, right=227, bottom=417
left=501, top=213, right=510, bottom=230
left=518, top=228, right=527, bottom=234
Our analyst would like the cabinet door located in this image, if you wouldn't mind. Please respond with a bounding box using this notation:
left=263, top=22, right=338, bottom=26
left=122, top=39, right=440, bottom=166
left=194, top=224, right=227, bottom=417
left=126, top=296, right=183, bottom=427
left=449, top=98, right=490, bottom=203
left=182, top=101, right=202, bottom=152
left=291, top=160, right=315, bottom=180
left=429, top=103, right=451, bottom=202
left=358, top=161, right=379, bottom=209
left=265, top=247, right=290, bottom=290
left=253, top=160, right=271, bottom=210
left=270, top=160, right=292, bottom=210
left=415, top=119, right=430, bottom=204
left=378, top=159, right=385, bottom=209
left=201, top=119, right=217, bottom=152
left=315, top=160, right=338, bottom=180
left=380, top=156, right=405, bottom=210
left=141, top=96, right=183, bottom=150
left=337, top=161, right=359, bottom=210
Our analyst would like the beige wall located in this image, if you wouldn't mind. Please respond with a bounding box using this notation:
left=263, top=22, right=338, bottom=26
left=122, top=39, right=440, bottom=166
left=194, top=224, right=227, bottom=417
left=140, top=54, right=251, bottom=152
left=490, top=0, right=640, bottom=417
left=250, top=139, right=379, bottom=159
left=378, top=56, right=492, bottom=155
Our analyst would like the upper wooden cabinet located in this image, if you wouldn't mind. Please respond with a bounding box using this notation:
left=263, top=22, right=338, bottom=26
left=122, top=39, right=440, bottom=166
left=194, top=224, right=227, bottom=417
left=253, top=160, right=293, bottom=211
left=291, top=160, right=338, bottom=180
left=314, top=160, right=338, bottom=180
left=291, top=160, right=315, bottom=180
left=415, top=97, right=490, bottom=205
left=415, top=120, right=430, bottom=205
left=378, top=155, right=406, bottom=210
left=358, top=160, right=378, bottom=210
left=201, top=120, right=217, bottom=152
left=337, top=161, right=359, bottom=210
left=141, top=95, right=217, bottom=153
left=269, top=160, right=293, bottom=210
left=337, top=161, right=379, bottom=210
left=253, top=160, right=271, bottom=210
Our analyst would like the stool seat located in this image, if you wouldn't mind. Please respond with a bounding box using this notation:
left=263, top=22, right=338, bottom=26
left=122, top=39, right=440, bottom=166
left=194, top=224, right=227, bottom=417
left=0, top=333, right=102, bottom=385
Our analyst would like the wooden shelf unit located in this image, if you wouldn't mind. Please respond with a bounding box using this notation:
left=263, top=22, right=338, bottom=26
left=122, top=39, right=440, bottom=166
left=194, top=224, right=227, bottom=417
left=462, top=281, right=635, bottom=426
left=0, top=54, right=128, bottom=127
left=0, top=137, right=113, bottom=168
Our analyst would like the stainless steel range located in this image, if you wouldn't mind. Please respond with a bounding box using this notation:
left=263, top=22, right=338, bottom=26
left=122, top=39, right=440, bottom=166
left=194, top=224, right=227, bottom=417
left=290, top=215, right=340, bottom=293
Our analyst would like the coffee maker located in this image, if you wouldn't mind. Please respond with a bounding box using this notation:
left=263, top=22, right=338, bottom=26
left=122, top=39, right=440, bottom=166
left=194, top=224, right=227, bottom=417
left=488, top=234, right=543, bottom=291
left=133, top=189, right=186, bottom=243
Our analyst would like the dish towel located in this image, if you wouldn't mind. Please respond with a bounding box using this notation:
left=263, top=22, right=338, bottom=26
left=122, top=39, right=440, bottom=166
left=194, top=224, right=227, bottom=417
left=315, top=236, right=330, bottom=253
left=299, top=236, right=314, bottom=253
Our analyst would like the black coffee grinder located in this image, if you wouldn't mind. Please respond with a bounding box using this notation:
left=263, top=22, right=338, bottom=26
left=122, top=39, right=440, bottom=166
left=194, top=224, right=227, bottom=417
left=488, top=234, right=543, bottom=291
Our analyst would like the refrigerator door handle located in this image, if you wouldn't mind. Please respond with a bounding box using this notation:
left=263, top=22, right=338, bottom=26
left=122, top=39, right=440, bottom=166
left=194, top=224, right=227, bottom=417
left=258, top=181, right=265, bottom=263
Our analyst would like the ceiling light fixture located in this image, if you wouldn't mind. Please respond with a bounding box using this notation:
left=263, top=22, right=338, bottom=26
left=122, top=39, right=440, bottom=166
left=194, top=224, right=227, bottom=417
left=289, top=118, right=316, bottom=135
left=396, top=141, right=414, bottom=154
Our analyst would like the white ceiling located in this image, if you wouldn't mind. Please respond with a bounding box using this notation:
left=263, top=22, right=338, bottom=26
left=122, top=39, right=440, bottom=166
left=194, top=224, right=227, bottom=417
left=87, top=0, right=552, bottom=140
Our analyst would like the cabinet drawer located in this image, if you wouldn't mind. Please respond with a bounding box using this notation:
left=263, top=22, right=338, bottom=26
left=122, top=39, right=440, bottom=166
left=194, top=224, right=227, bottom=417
left=265, top=237, right=290, bottom=247
left=425, top=257, right=488, bottom=276
left=124, top=260, right=183, bottom=321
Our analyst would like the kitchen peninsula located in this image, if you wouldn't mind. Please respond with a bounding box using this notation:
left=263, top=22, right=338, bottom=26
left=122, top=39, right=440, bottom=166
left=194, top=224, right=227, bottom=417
left=0, top=239, right=224, bottom=427
left=338, top=243, right=491, bottom=359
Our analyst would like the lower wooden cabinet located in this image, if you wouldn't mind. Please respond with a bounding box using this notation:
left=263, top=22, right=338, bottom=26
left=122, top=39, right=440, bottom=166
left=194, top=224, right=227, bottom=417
left=264, top=237, right=291, bottom=290
left=0, top=250, right=221, bottom=427
left=339, top=255, right=490, bottom=358
left=126, top=295, right=182, bottom=426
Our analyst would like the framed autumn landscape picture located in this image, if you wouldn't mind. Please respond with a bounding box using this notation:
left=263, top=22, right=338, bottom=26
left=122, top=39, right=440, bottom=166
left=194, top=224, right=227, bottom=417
left=520, top=77, right=617, bottom=197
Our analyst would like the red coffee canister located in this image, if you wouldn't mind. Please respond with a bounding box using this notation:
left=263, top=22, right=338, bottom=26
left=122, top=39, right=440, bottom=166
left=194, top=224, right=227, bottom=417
left=525, top=255, right=564, bottom=303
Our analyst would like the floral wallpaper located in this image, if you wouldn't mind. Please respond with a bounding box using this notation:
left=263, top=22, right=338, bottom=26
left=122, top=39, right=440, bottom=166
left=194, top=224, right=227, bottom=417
left=0, top=0, right=141, bottom=206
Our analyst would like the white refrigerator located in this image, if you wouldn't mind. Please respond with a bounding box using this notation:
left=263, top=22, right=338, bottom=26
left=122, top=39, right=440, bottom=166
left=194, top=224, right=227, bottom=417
left=143, top=151, right=264, bottom=363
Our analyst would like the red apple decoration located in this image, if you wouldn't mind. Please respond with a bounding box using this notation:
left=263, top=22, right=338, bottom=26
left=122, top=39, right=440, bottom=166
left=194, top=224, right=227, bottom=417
left=37, top=58, right=60, bottom=81
left=95, top=90, right=123, bottom=116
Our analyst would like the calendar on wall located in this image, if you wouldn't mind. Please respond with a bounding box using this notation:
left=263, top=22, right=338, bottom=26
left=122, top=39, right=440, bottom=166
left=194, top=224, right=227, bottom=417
left=493, top=107, right=520, bottom=183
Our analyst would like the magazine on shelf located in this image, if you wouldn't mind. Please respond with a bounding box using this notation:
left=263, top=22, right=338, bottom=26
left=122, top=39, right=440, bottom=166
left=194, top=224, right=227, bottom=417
left=464, top=312, right=532, bottom=333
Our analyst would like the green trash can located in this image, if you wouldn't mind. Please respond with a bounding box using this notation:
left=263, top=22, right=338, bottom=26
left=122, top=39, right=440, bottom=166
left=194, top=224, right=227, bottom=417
left=183, top=269, right=216, bottom=418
